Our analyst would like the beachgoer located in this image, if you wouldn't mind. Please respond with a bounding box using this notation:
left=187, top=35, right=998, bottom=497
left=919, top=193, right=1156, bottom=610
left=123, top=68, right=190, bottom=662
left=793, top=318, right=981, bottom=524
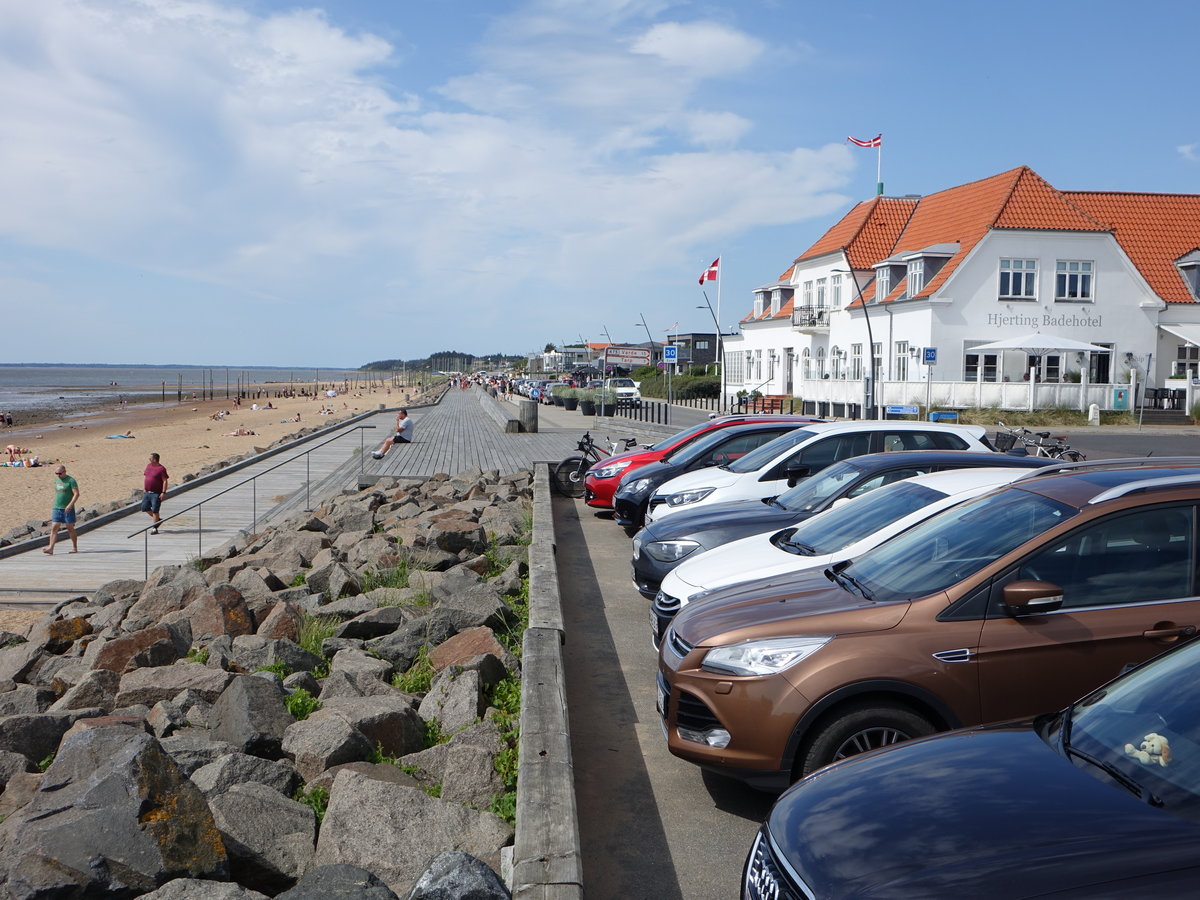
left=44, top=464, right=79, bottom=555
left=141, top=453, right=169, bottom=534
left=6, top=445, right=29, bottom=463
left=225, top=427, right=255, bottom=436
left=371, top=408, right=413, bottom=459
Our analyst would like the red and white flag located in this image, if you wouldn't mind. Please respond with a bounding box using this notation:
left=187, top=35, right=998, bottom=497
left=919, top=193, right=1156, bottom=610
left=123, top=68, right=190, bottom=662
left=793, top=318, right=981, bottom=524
left=847, top=134, right=882, bottom=148
left=698, top=257, right=720, bottom=285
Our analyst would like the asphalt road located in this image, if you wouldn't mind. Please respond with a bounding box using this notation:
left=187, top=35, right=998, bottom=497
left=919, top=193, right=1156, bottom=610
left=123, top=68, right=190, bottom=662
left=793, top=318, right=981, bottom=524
left=555, top=494, right=771, bottom=900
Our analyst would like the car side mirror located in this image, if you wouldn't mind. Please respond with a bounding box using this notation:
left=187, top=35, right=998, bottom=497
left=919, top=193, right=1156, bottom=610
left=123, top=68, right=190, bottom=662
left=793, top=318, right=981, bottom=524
left=1002, top=580, right=1064, bottom=616
left=784, top=462, right=811, bottom=488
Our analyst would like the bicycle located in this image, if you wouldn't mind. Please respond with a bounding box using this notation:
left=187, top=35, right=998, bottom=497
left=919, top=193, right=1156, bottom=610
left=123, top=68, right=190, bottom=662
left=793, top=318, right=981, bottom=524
left=553, top=432, right=639, bottom=498
left=993, top=421, right=1086, bottom=461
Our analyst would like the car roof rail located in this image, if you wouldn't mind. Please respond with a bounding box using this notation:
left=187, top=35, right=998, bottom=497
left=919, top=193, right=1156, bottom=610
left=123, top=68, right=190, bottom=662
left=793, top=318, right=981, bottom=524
left=1088, top=472, right=1200, bottom=504
left=1011, top=456, right=1200, bottom=482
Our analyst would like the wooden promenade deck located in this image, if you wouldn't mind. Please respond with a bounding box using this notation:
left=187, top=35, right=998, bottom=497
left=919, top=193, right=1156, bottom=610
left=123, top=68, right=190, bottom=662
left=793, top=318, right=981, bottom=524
left=0, top=388, right=600, bottom=606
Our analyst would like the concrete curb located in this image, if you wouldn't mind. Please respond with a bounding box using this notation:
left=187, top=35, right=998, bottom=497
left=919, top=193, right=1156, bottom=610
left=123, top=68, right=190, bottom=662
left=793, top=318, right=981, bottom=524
left=511, top=462, right=582, bottom=899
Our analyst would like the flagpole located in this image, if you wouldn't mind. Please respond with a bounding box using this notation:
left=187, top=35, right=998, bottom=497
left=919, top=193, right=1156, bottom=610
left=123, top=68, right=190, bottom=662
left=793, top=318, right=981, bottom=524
left=716, top=252, right=724, bottom=409
left=876, top=141, right=883, bottom=196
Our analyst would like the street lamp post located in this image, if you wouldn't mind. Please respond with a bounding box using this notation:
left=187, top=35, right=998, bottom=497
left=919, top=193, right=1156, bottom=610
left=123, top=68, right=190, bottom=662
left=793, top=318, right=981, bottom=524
left=832, top=268, right=877, bottom=419
left=697, top=294, right=725, bottom=411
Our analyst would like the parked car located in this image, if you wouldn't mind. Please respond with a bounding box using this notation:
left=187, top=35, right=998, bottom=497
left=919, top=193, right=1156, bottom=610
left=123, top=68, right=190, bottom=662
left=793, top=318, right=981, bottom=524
left=584, top=415, right=822, bottom=512
left=644, top=421, right=990, bottom=524
left=744, top=634, right=1200, bottom=898
left=630, top=450, right=1049, bottom=599
left=604, top=377, right=642, bottom=407
left=650, top=464, right=1053, bottom=646
left=658, top=459, right=1200, bottom=788
left=612, top=421, right=810, bottom=529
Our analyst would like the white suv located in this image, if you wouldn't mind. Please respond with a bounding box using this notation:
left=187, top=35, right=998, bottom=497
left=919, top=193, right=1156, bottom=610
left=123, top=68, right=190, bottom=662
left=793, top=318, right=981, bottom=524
left=604, top=377, right=642, bottom=407
left=644, top=420, right=989, bottom=523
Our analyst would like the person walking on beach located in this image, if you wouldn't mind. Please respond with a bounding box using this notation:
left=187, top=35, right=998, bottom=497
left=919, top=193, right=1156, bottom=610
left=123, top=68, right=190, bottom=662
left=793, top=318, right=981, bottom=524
left=371, top=408, right=413, bottom=459
left=141, top=453, right=169, bottom=534
left=44, top=464, right=79, bottom=555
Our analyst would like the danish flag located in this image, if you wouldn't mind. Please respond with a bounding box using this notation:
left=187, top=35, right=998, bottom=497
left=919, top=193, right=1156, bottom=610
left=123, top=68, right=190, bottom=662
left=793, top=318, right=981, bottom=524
left=848, top=134, right=882, bottom=148
left=698, top=258, right=720, bottom=285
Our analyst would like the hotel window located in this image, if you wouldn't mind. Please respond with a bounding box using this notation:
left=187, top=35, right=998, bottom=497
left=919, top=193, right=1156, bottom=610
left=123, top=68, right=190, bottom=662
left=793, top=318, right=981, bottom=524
left=754, top=349, right=763, bottom=381
left=831, top=274, right=843, bottom=308
left=999, top=259, right=1038, bottom=300
left=771, top=290, right=781, bottom=315
left=727, top=351, right=745, bottom=384
left=894, top=342, right=910, bottom=381
left=1055, top=260, right=1094, bottom=302
left=802, top=349, right=813, bottom=381
left=850, top=343, right=863, bottom=381
left=767, top=351, right=777, bottom=381
left=815, top=278, right=827, bottom=308
left=872, top=343, right=883, bottom=380
left=1175, top=345, right=1200, bottom=378
left=964, top=352, right=999, bottom=382
left=906, top=260, right=924, bottom=296
left=875, top=268, right=890, bottom=300
left=816, top=347, right=827, bottom=379
left=753, top=294, right=765, bottom=317
left=802, top=281, right=813, bottom=308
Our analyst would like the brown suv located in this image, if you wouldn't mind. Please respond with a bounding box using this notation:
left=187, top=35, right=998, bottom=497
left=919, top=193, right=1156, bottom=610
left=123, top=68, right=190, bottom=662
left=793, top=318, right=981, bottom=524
left=657, top=460, right=1200, bottom=789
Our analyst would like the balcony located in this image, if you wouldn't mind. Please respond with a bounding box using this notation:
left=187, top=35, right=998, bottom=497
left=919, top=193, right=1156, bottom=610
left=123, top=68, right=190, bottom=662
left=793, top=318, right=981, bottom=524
left=792, top=306, right=830, bottom=332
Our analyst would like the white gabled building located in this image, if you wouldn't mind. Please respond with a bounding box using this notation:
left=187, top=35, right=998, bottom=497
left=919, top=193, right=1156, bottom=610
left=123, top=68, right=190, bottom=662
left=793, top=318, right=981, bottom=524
left=723, top=166, right=1200, bottom=415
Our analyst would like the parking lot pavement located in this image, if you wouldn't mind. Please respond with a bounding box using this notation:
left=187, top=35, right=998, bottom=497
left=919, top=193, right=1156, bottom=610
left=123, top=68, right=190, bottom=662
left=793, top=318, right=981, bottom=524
left=553, top=495, right=771, bottom=900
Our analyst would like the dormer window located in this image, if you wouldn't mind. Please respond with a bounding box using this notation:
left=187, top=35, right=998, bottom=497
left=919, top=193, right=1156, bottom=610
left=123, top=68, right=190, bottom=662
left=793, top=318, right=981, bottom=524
left=906, top=259, right=924, bottom=296
left=772, top=289, right=781, bottom=315
left=1177, top=251, right=1200, bottom=299
left=753, top=292, right=765, bottom=317
left=875, top=267, right=890, bottom=300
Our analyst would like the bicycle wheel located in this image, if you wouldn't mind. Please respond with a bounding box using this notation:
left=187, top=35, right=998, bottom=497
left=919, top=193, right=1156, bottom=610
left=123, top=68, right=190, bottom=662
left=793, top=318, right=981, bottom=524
left=553, top=457, right=589, bottom=498
left=1057, top=449, right=1086, bottom=462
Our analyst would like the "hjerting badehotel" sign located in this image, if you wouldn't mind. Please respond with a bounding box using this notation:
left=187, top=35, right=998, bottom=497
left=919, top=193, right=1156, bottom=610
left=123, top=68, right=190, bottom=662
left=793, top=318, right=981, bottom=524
left=986, top=312, right=1103, bottom=329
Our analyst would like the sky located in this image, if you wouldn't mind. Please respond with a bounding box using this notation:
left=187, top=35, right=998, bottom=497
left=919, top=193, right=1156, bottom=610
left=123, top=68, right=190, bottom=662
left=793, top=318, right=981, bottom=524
left=2, top=0, right=1199, bottom=368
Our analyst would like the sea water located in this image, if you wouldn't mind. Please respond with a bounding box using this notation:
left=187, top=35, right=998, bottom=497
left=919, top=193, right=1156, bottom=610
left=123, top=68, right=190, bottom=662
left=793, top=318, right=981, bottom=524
left=0, top=364, right=362, bottom=415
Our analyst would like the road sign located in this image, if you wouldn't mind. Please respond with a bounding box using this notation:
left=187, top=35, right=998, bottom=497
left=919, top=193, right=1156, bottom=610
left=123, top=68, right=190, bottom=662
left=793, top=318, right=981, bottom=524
left=923, top=347, right=937, bottom=365
left=605, top=347, right=652, bottom=367
left=885, top=404, right=920, bottom=416
left=663, top=345, right=678, bottom=362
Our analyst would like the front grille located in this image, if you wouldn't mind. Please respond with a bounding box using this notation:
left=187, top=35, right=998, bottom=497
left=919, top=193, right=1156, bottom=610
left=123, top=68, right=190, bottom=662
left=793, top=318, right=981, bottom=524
left=666, top=629, right=693, bottom=660
left=675, top=690, right=721, bottom=733
left=744, top=829, right=807, bottom=900
left=654, top=591, right=681, bottom=615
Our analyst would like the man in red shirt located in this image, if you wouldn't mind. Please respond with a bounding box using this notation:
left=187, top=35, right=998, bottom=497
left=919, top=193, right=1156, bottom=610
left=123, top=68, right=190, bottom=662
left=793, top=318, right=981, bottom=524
left=141, top=453, right=169, bottom=534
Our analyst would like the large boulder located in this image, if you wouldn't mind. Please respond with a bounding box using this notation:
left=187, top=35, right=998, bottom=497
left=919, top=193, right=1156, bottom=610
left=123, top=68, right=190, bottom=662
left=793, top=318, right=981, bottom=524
left=0, top=725, right=228, bottom=896
left=115, top=664, right=233, bottom=708
left=91, top=620, right=192, bottom=673
left=209, top=781, right=316, bottom=893
left=209, top=675, right=295, bottom=759
left=312, top=770, right=512, bottom=896
left=49, top=667, right=121, bottom=712
left=190, top=751, right=303, bottom=799
left=141, top=880, right=270, bottom=899
left=281, top=716, right=373, bottom=781
left=407, top=851, right=511, bottom=900
left=418, top=667, right=485, bottom=735
left=160, top=732, right=241, bottom=778
left=0, top=712, right=79, bottom=766
left=399, top=720, right=506, bottom=812
left=310, top=695, right=424, bottom=759
left=276, top=864, right=398, bottom=900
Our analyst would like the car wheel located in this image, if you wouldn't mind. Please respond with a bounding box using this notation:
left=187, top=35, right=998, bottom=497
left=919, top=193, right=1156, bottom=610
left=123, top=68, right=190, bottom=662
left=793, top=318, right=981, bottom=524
left=798, top=702, right=935, bottom=778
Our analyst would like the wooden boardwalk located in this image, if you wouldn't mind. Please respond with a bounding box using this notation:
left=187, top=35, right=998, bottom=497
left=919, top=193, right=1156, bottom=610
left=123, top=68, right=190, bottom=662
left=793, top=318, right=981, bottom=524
left=0, top=388, right=599, bottom=605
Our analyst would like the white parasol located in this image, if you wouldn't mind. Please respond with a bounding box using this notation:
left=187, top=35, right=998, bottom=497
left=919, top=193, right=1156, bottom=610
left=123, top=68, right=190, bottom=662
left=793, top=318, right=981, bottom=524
left=969, top=332, right=1106, bottom=353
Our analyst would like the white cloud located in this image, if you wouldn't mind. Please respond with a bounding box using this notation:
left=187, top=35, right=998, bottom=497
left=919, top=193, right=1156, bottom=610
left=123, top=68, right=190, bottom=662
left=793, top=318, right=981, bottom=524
left=630, top=21, right=765, bottom=75
left=1178, top=143, right=1198, bottom=162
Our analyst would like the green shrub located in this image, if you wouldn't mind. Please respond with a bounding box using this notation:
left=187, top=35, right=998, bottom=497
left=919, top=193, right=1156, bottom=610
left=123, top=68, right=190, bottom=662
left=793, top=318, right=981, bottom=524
left=289, top=573, right=307, bottom=587
left=256, top=661, right=289, bottom=678
left=360, top=562, right=410, bottom=592
left=36, top=753, right=55, bottom=772
left=185, top=647, right=209, bottom=665
left=298, top=614, right=338, bottom=660
left=294, top=786, right=329, bottom=823
left=285, top=688, right=321, bottom=720
left=391, top=646, right=435, bottom=694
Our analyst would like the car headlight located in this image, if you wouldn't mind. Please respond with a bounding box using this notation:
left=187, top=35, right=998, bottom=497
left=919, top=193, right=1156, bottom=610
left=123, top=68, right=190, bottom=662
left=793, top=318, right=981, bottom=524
left=643, top=540, right=701, bottom=562
left=702, top=636, right=832, bottom=677
left=591, top=460, right=633, bottom=479
left=666, top=487, right=715, bottom=507
left=623, top=478, right=654, bottom=497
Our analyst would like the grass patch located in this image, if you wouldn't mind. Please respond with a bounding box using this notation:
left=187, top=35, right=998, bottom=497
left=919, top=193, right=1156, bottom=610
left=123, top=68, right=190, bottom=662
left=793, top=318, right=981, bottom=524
left=422, top=718, right=449, bottom=748
left=391, top=646, right=435, bottom=694
left=489, top=790, right=516, bottom=823
left=367, top=742, right=397, bottom=766
left=285, top=688, right=321, bottom=720
left=185, top=646, right=209, bottom=665
left=256, top=661, right=289, bottom=678
left=289, top=573, right=307, bottom=587
left=36, top=753, right=55, bottom=772
left=953, top=407, right=1139, bottom=428
left=294, top=786, right=329, bottom=823
left=297, top=614, right=339, bottom=677
left=495, top=577, right=530, bottom=660
left=360, top=562, right=411, bottom=592
left=186, top=556, right=212, bottom=572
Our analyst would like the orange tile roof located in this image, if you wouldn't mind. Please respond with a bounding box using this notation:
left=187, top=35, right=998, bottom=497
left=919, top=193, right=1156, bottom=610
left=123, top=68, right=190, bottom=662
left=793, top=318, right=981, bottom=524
left=798, top=196, right=917, bottom=269
left=1064, top=191, right=1200, bottom=305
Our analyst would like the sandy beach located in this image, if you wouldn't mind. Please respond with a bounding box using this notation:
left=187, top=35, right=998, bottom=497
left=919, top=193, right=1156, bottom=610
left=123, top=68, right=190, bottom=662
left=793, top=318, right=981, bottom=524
left=0, top=382, right=430, bottom=541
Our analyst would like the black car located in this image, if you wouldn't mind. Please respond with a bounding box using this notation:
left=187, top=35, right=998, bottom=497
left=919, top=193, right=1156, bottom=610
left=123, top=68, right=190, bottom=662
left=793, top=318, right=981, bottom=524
left=629, top=450, right=1051, bottom=599
left=743, top=636, right=1200, bottom=899
left=612, top=421, right=807, bottom=529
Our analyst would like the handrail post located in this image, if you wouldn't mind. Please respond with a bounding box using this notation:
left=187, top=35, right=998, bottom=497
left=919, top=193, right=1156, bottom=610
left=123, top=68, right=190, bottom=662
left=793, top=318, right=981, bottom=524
left=305, top=452, right=311, bottom=512
left=198, top=506, right=203, bottom=560
left=253, top=478, right=257, bottom=532
left=144, top=532, right=149, bottom=581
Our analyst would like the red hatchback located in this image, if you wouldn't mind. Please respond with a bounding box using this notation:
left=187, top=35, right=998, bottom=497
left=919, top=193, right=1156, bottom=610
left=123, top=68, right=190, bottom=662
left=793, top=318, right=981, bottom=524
left=583, top=414, right=823, bottom=510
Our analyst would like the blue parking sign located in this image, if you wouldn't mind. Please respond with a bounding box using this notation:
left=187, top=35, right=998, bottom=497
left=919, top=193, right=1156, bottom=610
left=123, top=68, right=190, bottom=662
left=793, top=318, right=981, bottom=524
left=923, top=347, right=937, bottom=365
left=664, top=345, right=678, bottom=361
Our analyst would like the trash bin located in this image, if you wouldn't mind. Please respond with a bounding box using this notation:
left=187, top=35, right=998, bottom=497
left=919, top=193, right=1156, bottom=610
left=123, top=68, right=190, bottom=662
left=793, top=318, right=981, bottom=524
left=928, top=411, right=958, bottom=423
left=1112, top=388, right=1129, bottom=410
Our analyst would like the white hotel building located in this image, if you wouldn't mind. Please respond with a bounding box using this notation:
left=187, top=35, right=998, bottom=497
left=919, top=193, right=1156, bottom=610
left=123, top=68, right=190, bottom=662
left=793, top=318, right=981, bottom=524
left=722, top=166, right=1200, bottom=416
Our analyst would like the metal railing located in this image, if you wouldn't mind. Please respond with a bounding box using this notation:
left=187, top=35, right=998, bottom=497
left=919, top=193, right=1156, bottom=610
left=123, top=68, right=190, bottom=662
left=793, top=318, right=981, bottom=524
left=127, top=425, right=376, bottom=577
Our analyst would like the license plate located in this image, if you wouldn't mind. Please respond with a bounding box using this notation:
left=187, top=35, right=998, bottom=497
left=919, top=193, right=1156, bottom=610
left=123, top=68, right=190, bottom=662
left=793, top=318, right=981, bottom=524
left=649, top=606, right=659, bottom=644
left=655, top=682, right=667, bottom=719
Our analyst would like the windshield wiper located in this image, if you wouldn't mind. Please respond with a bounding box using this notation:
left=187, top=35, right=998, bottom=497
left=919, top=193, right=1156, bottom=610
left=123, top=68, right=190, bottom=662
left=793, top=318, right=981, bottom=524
left=764, top=496, right=785, bottom=509
left=1062, top=715, right=1163, bottom=807
left=827, top=567, right=874, bottom=602
left=781, top=538, right=817, bottom=556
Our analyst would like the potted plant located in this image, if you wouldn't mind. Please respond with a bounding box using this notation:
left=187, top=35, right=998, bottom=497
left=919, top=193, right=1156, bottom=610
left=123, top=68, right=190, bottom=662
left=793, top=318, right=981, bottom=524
left=560, top=387, right=579, bottom=411
left=552, top=385, right=566, bottom=407
left=578, top=390, right=597, bottom=416
left=596, top=388, right=618, bottom=416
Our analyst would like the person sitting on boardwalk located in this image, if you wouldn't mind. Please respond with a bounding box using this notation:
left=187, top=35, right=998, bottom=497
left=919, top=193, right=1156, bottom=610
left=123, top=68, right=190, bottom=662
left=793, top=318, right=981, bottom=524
left=371, top=408, right=413, bottom=459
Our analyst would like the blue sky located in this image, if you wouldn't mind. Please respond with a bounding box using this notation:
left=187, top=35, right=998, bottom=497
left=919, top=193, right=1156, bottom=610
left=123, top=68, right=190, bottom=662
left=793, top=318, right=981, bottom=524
left=2, top=0, right=1198, bottom=367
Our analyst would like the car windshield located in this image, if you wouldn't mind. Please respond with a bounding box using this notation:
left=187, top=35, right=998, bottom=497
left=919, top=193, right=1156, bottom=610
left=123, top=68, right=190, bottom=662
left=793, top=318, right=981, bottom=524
left=725, top=429, right=817, bottom=474
left=774, top=460, right=866, bottom=512
left=843, top=488, right=1077, bottom=603
left=610, top=378, right=635, bottom=387
left=665, top=426, right=783, bottom=467
left=773, top=481, right=945, bottom=556
left=1052, top=640, right=1200, bottom=821
left=650, top=421, right=713, bottom=452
